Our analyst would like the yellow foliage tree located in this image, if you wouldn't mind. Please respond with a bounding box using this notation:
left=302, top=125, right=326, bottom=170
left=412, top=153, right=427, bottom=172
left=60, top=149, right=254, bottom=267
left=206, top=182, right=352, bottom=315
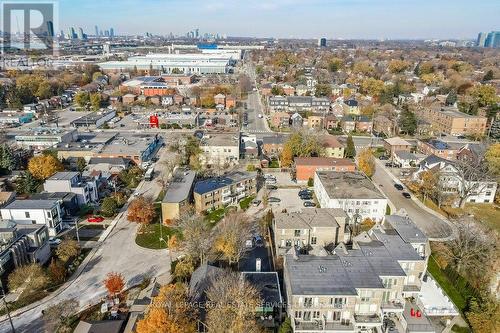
left=28, top=154, right=64, bottom=180
left=357, top=149, right=375, bottom=178
left=136, top=283, right=196, bottom=333
left=280, top=145, right=294, bottom=168
left=485, top=143, right=500, bottom=177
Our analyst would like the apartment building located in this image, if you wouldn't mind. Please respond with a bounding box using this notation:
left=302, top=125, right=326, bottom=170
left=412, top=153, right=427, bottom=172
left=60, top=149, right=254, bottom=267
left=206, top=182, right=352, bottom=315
left=193, top=171, right=257, bottom=212
left=314, top=171, right=388, bottom=222
left=268, top=96, right=330, bottom=113
left=1, top=199, right=63, bottom=236
left=420, top=106, right=487, bottom=136
left=321, top=135, right=345, bottom=159
left=0, top=221, right=51, bottom=280
left=262, top=135, right=286, bottom=157
left=383, top=137, right=412, bottom=158
left=273, top=208, right=349, bottom=256
left=283, top=215, right=429, bottom=333
left=199, top=133, right=240, bottom=167
left=416, top=139, right=462, bottom=160
left=161, top=168, right=196, bottom=222
left=44, top=172, right=98, bottom=205
left=294, top=157, right=356, bottom=182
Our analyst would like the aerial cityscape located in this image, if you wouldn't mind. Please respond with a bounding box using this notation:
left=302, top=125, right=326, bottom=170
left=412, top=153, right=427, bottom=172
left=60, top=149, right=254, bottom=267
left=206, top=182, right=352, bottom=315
left=0, top=1, right=498, bottom=333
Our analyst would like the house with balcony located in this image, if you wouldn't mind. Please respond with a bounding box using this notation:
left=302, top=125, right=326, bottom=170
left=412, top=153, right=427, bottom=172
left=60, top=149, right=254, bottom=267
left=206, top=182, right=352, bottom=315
left=273, top=208, right=349, bottom=256
left=0, top=199, right=63, bottom=236
left=193, top=171, right=257, bottom=213
left=43, top=172, right=98, bottom=205
left=283, top=214, right=430, bottom=333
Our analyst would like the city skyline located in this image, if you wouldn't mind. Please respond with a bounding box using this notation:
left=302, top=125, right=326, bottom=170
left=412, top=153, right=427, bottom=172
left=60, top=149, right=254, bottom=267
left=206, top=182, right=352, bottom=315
left=57, top=0, right=500, bottom=39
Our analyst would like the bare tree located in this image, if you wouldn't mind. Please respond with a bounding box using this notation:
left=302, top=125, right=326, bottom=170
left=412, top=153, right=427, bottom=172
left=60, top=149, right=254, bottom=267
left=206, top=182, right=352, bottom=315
left=206, top=272, right=262, bottom=333
left=450, top=157, right=495, bottom=207
left=177, top=214, right=213, bottom=264
left=43, top=298, right=79, bottom=333
left=440, top=218, right=495, bottom=280
left=212, top=212, right=253, bottom=267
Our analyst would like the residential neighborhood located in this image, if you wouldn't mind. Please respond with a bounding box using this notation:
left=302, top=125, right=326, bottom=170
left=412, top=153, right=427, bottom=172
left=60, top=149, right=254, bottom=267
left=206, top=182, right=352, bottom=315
left=0, top=4, right=498, bottom=333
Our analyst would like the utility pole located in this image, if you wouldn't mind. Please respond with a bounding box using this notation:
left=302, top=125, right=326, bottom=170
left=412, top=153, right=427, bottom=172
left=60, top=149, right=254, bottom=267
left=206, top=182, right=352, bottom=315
left=0, top=281, right=15, bottom=333
left=75, top=217, right=80, bottom=243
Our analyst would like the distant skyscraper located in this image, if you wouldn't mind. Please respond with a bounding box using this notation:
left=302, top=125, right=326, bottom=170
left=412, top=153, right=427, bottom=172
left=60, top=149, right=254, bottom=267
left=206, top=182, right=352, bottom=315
left=477, top=32, right=487, bottom=47
left=67, top=27, right=76, bottom=39
left=110, top=28, right=114, bottom=37
left=318, top=37, right=327, bottom=47
left=77, top=27, right=85, bottom=39
left=104, top=30, right=110, bottom=37
left=195, top=28, right=199, bottom=38
left=46, top=21, right=54, bottom=37
left=95, top=25, right=99, bottom=36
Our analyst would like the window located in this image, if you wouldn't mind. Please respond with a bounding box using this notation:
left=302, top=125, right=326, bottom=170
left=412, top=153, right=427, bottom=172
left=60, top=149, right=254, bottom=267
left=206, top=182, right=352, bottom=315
left=304, top=298, right=313, bottom=307
left=25, top=212, right=30, bottom=218
left=313, top=311, right=320, bottom=319
left=332, top=311, right=341, bottom=321
left=303, top=311, right=311, bottom=321
left=294, top=230, right=301, bottom=237
left=294, top=311, right=302, bottom=319
left=285, top=240, right=292, bottom=247
left=311, top=237, right=317, bottom=245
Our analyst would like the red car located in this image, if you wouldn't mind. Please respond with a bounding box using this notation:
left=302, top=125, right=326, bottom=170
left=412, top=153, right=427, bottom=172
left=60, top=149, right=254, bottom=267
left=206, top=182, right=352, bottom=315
left=87, top=216, right=104, bottom=223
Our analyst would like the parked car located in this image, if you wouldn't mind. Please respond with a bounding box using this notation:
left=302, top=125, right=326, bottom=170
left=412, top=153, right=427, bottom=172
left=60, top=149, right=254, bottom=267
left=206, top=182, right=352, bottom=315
left=379, top=155, right=388, bottom=160
left=299, top=189, right=312, bottom=196
left=48, top=237, right=62, bottom=247
left=254, top=235, right=264, bottom=247
left=266, top=185, right=278, bottom=190
left=303, top=201, right=316, bottom=207
left=268, top=197, right=281, bottom=203
left=394, top=183, right=404, bottom=191
left=251, top=199, right=262, bottom=206
left=402, top=192, right=411, bottom=199
left=385, top=162, right=395, bottom=167
left=87, top=215, right=104, bottom=223
left=263, top=174, right=276, bottom=180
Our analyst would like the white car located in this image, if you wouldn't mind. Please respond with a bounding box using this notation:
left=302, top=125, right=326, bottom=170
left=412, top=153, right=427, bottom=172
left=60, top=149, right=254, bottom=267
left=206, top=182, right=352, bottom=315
left=258, top=114, right=263, bottom=118
left=49, top=237, right=62, bottom=247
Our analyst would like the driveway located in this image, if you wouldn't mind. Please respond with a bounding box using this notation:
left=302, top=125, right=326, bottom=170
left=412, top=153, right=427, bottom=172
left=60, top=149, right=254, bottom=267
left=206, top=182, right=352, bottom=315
left=0, top=148, right=174, bottom=332
left=267, top=188, right=311, bottom=213
left=372, top=159, right=453, bottom=240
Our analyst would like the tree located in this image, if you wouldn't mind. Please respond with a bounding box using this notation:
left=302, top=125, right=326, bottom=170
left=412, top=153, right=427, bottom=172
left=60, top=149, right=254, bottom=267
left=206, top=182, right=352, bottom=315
left=136, top=283, right=196, bottom=333
left=280, top=145, right=294, bottom=168
left=327, top=57, right=343, bottom=73
left=43, top=299, right=78, bottom=333
left=345, top=135, right=356, bottom=159
left=271, top=85, right=285, bottom=96
left=466, top=297, right=500, bottom=333
left=388, top=59, right=411, bottom=74
left=8, top=263, right=50, bottom=294
left=418, top=171, right=437, bottom=202
left=177, top=214, right=212, bottom=264
left=353, top=61, right=374, bottom=75
left=101, top=197, right=118, bottom=217
left=469, top=84, right=498, bottom=107
left=48, top=259, right=66, bottom=284
left=357, top=149, right=375, bottom=178
left=28, top=154, right=64, bottom=180
left=103, top=272, right=125, bottom=296
left=0, top=144, right=14, bottom=172
left=398, top=107, right=417, bottom=135
left=206, top=272, right=261, bottom=333
left=452, top=158, right=494, bottom=207
left=280, top=130, right=324, bottom=167
left=279, top=317, right=293, bottom=333
left=212, top=212, right=253, bottom=267
left=127, top=196, right=156, bottom=231
left=92, top=71, right=103, bottom=81
left=314, top=83, right=332, bottom=97
left=56, top=239, right=80, bottom=263
left=485, top=143, right=500, bottom=177
left=90, top=92, right=102, bottom=111
left=15, top=171, right=40, bottom=194
left=173, top=256, right=195, bottom=282
left=76, top=157, right=86, bottom=172
left=74, top=91, right=90, bottom=107
left=440, top=219, right=494, bottom=279
left=482, top=69, right=494, bottom=82
left=445, top=90, right=457, bottom=106
left=361, top=78, right=385, bottom=97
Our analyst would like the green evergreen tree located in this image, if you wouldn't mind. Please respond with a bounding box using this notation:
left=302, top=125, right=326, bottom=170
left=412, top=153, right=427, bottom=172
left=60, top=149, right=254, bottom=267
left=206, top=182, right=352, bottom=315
left=398, top=107, right=417, bottom=135
left=482, top=69, right=494, bottom=82
left=345, top=135, right=356, bottom=159
left=445, top=90, right=457, bottom=106
left=0, top=144, right=14, bottom=172
left=16, top=171, right=39, bottom=194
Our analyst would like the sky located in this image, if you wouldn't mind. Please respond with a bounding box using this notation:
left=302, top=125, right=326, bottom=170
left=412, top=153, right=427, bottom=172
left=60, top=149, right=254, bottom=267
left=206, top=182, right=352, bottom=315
left=58, top=0, right=500, bottom=39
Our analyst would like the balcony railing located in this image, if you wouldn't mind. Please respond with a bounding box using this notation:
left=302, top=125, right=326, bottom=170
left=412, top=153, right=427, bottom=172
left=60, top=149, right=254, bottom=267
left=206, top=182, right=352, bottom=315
left=294, top=319, right=355, bottom=332
left=353, top=314, right=382, bottom=326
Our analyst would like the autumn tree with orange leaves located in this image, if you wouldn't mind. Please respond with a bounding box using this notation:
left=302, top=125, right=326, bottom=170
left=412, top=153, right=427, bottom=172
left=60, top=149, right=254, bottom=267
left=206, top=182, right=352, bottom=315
left=127, top=196, right=156, bottom=232
left=357, top=148, right=375, bottom=178
left=28, top=154, right=64, bottom=180
left=136, top=283, right=196, bottom=333
left=103, top=272, right=125, bottom=296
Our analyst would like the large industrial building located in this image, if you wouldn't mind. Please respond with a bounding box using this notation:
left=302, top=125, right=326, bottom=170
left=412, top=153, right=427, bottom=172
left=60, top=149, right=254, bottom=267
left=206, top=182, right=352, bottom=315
left=98, top=50, right=240, bottom=74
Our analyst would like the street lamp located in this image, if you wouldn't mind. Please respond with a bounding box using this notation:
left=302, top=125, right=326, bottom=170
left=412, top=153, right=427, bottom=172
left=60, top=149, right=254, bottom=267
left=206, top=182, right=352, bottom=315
left=0, top=280, right=15, bottom=333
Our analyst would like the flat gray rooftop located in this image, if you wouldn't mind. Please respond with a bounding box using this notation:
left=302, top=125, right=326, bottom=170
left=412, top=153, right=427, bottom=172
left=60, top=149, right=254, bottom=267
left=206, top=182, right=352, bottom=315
left=163, top=169, right=196, bottom=203
left=316, top=171, right=385, bottom=200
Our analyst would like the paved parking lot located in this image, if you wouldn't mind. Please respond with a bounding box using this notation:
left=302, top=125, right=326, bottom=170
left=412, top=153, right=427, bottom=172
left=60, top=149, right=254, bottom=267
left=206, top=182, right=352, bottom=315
left=267, top=188, right=312, bottom=213
left=262, top=171, right=297, bottom=187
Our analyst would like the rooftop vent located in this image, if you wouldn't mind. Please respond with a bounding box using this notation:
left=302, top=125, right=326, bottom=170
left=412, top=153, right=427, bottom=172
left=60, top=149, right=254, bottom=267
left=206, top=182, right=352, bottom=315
left=318, top=265, right=328, bottom=273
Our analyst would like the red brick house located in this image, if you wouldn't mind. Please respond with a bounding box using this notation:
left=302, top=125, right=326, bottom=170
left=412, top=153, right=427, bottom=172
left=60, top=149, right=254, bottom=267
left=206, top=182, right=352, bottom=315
left=294, top=157, right=356, bottom=182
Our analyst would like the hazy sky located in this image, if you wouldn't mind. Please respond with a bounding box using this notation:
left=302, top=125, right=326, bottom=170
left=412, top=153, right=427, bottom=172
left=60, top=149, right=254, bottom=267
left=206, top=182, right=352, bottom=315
left=58, top=0, right=500, bottom=39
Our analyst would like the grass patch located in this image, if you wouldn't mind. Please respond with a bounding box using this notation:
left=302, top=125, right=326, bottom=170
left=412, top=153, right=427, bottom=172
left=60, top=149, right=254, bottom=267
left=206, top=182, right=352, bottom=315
left=205, top=208, right=226, bottom=225
left=451, top=324, right=470, bottom=333
left=269, top=160, right=280, bottom=168
left=239, top=196, right=255, bottom=211
left=463, top=203, right=500, bottom=233
left=422, top=197, right=447, bottom=217
left=135, top=223, right=178, bottom=249
left=427, top=256, right=467, bottom=312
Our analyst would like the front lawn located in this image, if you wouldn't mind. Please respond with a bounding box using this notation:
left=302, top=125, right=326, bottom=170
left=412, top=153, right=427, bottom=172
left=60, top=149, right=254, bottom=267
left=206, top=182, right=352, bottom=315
left=427, top=255, right=467, bottom=312
left=463, top=203, right=500, bottom=233
left=268, top=160, right=280, bottom=168
left=239, top=196, right=255, bottom=211
left=135, top=223, right=179, bottom=249
left=204, top=206, right=237, bottom=226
